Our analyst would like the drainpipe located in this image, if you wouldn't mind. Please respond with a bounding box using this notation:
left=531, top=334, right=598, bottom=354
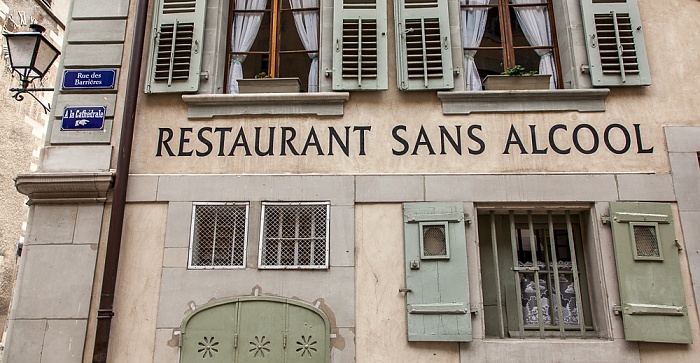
left=92, top=0, right=149, bottom=361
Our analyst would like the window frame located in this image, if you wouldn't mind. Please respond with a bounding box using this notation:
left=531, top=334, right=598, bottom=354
left=188, top=202, right=250, bottom=270
left=478, top=208, right=595, bottom=339
left=224, top=0, right=321, bottom=92
left=460, top=0, right=563, bottom=88
left=258, top=201, right=331, bottom=270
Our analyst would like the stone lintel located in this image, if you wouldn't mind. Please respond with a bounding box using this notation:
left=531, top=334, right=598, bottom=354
left=15, top=172, right=115, bottom=205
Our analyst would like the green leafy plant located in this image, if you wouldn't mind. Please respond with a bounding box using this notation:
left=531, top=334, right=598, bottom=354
left=254, top=72, right=272, bottom=79
left=501, top=65, right=538, bottom=76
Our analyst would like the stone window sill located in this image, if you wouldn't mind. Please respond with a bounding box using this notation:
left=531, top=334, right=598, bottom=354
left=437, top=89, right=610, bottom=114
left=182, top=92, right=350, bottom=118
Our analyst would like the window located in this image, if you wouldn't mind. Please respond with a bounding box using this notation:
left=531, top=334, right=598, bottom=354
left=226, top=0, right=320, bottom=93
left=478, top=209, right=593, bottom=338
left=461, top=0, right=560, bottom=90
left=259, top=202, right=330, bottom=269
left=189, top=203, right=249, bottom=269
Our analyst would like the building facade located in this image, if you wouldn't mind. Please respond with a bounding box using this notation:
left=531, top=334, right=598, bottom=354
left=0, top=0, right=67, bottom=350
left=4, top=0, right=700, bottom=362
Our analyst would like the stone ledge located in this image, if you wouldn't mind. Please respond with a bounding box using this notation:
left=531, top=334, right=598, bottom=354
left=437, top=89, right=610, bottom=114
left=182, top=92, right=350, bottom=118
left=15, top=172, right=114, bottom=205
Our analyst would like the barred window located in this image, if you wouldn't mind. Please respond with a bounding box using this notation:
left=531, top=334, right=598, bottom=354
left=259, top=202, right=330, bottom=269
left=189, top=203, right=249, bottom=269
left=478, top=208, right=593, bottom=338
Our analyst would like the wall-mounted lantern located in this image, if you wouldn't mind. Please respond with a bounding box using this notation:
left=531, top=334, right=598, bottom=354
left=3, top=24, right=60, bottom=113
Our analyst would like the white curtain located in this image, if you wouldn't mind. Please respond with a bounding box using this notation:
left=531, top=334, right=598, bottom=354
left=289, top=0, right=319, bottom=92
left=228, top=0, right=268, bottom=94
left=461, top=0, right=489, bottom=91
left=511, top=0, right=557, bottom=89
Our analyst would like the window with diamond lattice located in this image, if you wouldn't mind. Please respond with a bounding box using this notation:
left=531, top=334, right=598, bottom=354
left=189, top=203, right=249, bottom=269
left=259, top=202, right=329, bottom=269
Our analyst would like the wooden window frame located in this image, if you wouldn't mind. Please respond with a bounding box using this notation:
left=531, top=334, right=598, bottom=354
left=461, top=0, right=563, bottom=88
left=225, top=0, right=320, bottom=90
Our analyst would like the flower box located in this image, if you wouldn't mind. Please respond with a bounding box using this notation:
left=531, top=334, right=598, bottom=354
left=238, top=77, right=301, bottom=93
left=483, top=74, right=552, bottom=91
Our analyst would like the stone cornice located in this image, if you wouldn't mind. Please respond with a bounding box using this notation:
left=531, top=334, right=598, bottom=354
left=15, top=172, right=114, bottom=205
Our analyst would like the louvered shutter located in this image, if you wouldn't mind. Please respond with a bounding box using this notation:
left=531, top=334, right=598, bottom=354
left=394, top=0, right=453, bottom=90
left=332, top=0, right=388, bottom=90
left=608, top=202, right=692, bottom=344
left=580, top=0, right=651, bottom=87
left=145, top=0, right=206, bottom=93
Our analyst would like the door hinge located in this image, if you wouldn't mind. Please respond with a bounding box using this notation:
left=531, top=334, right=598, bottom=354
left=601, top=215, right=611, bottom=225
left=613, top=305, right=622, bottom=315
left=234, top=333, right=238, bottom=348
left=675, top=239, right=683, bottom=252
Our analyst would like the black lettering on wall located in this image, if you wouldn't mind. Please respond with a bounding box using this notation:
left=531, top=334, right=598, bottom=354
left=214, top=127, right=233, bottom=156
left=255, top=127, right=275, bottom=156
left=392, top=125, right=409, bottom=156
left=328, top=126, right=350, bottom=156
left=549, top=124, right=570, bottom=154
left=178, top=128, right=194, bottom=156
left=412, top=126, right=436, bottom=155
left=634, top=124, right=654, bottom=154
left=353, top=126, right=371, bottom=156
left=604, top=124, right=631, bottom=155
left=156, top=128, right=175, bottom=156
left=439, top=126, right=462, bottom=155
left=529, top=125, right=548, bottom=154
left=503, top=125, right=528, bottom=154
left=228, top=127, right=252, bottom=156
left=196, top=127, right=213, bottom=157
left=467, top=125, right=485, bottom=155
left=573, top=124, right=599, bottom=154
left=281, top=127, right=300, bottom=156
left=301, top=127, right=325, bottom=156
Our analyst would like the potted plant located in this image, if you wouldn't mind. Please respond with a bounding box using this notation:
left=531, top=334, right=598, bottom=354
left=483, top=65, right=551, bottom=90
left=238, top=72, right=301, bottom=93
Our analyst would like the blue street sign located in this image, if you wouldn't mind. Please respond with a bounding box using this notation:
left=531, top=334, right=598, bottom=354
left=61, top=106, right=106, bottom=131
left=62, top=69, right=116, bottom=90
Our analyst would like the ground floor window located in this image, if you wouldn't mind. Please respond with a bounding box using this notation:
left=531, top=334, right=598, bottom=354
left=259, top=202, right=330, bottom=269
left=189, top=203, right=249, bottom=269
left=478, top=208, right=593, bottom=338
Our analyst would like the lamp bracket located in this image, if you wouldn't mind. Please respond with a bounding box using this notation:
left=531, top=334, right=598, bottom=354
left=9, top=86, right=54, bottom=113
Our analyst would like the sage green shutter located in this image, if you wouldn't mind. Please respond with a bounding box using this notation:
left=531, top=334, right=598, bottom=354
left=332, top=0, right=388, bottom=90
left=580, top=0, right=651, bottom=86
left=180, top=297, right=330, bottom=363
left=394, top=0, right=453, bottom=90
left=403, top=202, right=471, bottom=342
left=145, top=0, right=206, bottom=93
left=609, top=202, right=692, bottom=344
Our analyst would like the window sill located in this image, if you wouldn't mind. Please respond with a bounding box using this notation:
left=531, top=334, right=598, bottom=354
left=437, top=89, right=610, bottom=114
left=182, top=92, right=350, bottom=118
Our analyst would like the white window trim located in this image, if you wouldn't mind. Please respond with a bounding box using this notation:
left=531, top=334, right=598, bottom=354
left=188, top=202, right=250, bottom=270
left=258, top=201, right=331, bottom=270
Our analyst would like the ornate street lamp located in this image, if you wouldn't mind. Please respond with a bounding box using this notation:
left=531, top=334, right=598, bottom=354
left=3, top=24, right=61, bottom=113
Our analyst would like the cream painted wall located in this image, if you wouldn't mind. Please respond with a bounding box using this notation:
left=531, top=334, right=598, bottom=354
left=128, top=0, right=700, bottom=176
left=355, top=204, right=460, bottom=363
left=105, top=203, right=166, bottom=363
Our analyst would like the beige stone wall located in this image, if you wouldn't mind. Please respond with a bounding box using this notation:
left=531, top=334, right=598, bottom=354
left=0, top=0, right=67, bottom=343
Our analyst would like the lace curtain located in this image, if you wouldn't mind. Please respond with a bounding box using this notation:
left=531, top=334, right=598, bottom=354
left=511, top=0, right=557, bottom=89
left=289, top=0, right=320, bottom=92
left=461, top=0, right=490, bottom=91
left=228, top=0, right=268, bottom=94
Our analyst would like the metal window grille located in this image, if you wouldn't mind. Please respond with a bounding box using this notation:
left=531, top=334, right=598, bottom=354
left=189, top=203, right=249, bottom=269
left=631, top=223, right=662, bottom=260
left=481, top=209, right=591, bottom=339
left=259, top=202, right=330, bottom=269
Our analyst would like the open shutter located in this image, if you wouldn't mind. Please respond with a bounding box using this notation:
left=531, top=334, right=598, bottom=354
left=580, top=0, right=651, bottom=86
left=608, top=202, right=692, bottom=344
left=394, top=0, right=453, bottom=90
left=332, top=0, right=388, bottom=90
left=145, top=0, right=206, bottom=93
left=402, top=202, right=471, bottom=342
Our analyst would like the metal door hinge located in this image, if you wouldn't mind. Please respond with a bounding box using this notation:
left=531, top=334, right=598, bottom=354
left=601, top=215, right=611, bottom=225
left=675, top=239, right=683, bottom=252
left=613, top=305, right=622, bottom=315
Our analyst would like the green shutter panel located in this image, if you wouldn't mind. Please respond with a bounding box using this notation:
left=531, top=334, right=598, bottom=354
left=145, top=0, right=206, bottom=93
left=580, top=0, right=651, bottom=86
left=332, top=0, right=388, bottom=90
left=394, top=0, right=453, bottom=90
left=608, top=202, right=692, bottom=344
left=402, top=202, right=471, bottom=342
left=180, top=302, right=238, bottom=363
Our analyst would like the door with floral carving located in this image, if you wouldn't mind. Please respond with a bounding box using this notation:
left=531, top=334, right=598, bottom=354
left=180, top=297, right=329, bottom=363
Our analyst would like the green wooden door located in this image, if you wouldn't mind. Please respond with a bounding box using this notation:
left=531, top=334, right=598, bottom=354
left=180, top=297, right=330, bottom=362
left=180, top=302, right=238, bottom=362
left=609, top=202, right=692, bottom=343
left=402, top=202, right=472, bottom=342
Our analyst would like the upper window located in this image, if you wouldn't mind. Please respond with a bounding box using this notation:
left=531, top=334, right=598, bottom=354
left=478, top=209, right=593, bottom=338
left=461, top=0, right=559, bottom=91
left=189, top=203, right=249, bottom=269
left=226, top=0, right=320, bottom=94
left=259, top=202, right=330, bottom=269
